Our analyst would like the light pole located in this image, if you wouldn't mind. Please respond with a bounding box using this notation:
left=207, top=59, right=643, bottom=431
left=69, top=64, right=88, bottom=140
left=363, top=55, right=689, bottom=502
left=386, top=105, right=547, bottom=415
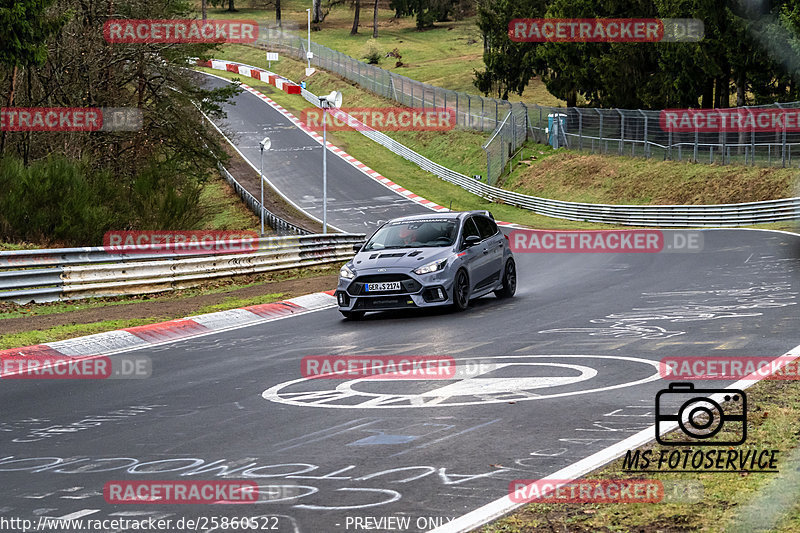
left=306, top=8, right=312, bottom=71
left=318, top=91, right=342, bottom=234
left=259, top=136, right=271, bottom=235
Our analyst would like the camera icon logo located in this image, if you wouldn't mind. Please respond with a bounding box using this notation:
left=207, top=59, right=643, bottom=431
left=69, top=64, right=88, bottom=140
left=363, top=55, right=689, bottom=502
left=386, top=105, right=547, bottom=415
left=655, top=383, right=746, bottom=446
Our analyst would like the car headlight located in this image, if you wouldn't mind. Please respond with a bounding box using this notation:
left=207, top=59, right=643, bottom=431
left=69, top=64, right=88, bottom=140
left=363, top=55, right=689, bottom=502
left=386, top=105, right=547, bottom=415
left=413, top=258, right=447, bottom=275
left=340, top=264, right=356, bottom=279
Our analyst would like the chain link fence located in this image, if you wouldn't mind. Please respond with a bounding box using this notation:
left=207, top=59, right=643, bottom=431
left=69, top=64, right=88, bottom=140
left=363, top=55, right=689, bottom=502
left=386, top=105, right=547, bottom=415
left=260, top=32, right=511, bottom=134
left=258, top=31, right=800, bottom=187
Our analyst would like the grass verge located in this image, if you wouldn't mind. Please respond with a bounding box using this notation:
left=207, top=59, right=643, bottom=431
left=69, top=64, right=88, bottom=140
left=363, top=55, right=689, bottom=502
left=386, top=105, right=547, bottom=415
left=198, top=173, right=261, bottom=230
left=482, top=376, right=800, bottom=532
left=0, top=265, right=339, bottom=349
left=504, top=150, right=799, bottom=205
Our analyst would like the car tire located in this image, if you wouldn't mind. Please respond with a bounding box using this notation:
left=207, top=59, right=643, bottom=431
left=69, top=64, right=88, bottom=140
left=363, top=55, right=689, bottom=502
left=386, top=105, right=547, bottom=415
left=494, top=258, right=517, bottom=299
left=341, top=311, right=365, bottom=320
left=452, top=269, right=470, bottom=311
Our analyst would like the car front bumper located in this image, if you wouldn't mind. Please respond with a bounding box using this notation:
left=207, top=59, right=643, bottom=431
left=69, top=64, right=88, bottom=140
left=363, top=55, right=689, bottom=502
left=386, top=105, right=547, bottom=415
left=336, top=267, right=455, bottom=312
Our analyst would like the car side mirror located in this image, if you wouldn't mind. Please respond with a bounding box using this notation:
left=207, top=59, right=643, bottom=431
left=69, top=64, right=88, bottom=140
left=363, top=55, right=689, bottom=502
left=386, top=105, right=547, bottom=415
left=353, top=242, right=365, bottom=253
left=464, top=235, right=481, bottom=247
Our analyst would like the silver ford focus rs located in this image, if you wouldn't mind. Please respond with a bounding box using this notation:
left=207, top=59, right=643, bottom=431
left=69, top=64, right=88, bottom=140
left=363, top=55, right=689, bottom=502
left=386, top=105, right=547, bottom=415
left=335, top=211, right=516, bottom=320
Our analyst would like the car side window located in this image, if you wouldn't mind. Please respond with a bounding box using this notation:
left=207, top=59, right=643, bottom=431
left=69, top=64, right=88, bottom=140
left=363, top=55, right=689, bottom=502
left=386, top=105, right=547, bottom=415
left=474, top=216, right=498, bottom=239
left=461, top=217, right=480, bottom=245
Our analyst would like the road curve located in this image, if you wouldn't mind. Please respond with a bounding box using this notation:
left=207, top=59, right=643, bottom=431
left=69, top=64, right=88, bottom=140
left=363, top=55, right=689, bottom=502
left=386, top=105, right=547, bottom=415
left=199, top=73, right=430, bottom=233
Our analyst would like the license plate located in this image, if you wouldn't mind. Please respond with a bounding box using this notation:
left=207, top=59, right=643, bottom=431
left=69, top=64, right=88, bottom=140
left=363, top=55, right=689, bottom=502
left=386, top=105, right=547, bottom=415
left=365, top=281, right=401, bottom=292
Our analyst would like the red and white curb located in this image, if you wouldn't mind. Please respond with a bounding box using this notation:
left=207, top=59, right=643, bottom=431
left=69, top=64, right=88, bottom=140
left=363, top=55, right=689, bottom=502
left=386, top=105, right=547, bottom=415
left=196, top=59, right=526, bottom=230
left=0, top=291, right=337, bottom=363
left=196, top=59, right=301, bottom=94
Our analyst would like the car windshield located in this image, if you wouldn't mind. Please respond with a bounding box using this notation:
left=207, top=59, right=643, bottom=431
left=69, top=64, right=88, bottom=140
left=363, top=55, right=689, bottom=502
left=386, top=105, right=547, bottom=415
left=364, top=219, right=458, bottom=250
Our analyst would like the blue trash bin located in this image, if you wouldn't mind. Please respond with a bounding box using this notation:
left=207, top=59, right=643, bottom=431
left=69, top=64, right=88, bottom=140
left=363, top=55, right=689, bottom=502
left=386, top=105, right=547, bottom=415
left=547, top=113, right=568, bottom=148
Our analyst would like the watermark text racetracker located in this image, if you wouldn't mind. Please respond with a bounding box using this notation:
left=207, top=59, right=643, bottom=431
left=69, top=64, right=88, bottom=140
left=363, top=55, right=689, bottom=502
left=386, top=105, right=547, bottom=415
left=660, top=355, right=800, bottom=380
left=103, top=19, right=258, bottom=43
left=509, top=229, right=703, bottom=253
left=300, top=355, right=496, bottom=379
left=104, top=480, right=259, bottom=504
left=0, top=354, right=151, bottom=380
left=509, top=18, right=704, bottom=42
left=300, top=107, right=456, bottom=132
left=103, top=230, right=259, bottom=255
left=509, top=479, right=702, bottom=504
left=1, top=107, right=142, bottom=132
left=661, top=108, right=800, bottom=132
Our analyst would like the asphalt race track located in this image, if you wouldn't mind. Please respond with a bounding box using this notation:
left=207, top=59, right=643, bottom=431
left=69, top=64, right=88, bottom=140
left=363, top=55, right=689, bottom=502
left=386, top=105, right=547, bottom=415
left=0, top=74, right=798, bottom=533
left=199, top=73, right=429, bottom=233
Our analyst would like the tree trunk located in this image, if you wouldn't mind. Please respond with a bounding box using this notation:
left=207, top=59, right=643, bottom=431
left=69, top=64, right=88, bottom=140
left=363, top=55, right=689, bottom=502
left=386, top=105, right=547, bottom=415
left=276, top=0, right=281, bottom=27
left=737, top=71, right=747, bottom=154
left=701, top=78, right=714, bottom=108
left=227, top=0, right=234, bottom=12
left=736, top=71, right=746, bottom=107
left=313, top=0, right=322, bottom=23
left=351, top=0, right=360, bottom=35
left=7, top=64, right=17, bottom=110
left=202, top=0, right=207, bottom=20
left=373, top=0, right=378, bottom=38
left=23, top=67, right=31, bottom=165
left=566, top=89, right=577, bottom=108
left=715, top=62, right=730, bottom=108
left=0, top=64, right=18, bottom=155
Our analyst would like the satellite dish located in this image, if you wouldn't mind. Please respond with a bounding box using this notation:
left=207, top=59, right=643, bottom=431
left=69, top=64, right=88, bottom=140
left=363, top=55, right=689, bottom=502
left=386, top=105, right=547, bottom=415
left=260, top=136, right=271, bottom=151
left=325, top=91, right=342, bottom=108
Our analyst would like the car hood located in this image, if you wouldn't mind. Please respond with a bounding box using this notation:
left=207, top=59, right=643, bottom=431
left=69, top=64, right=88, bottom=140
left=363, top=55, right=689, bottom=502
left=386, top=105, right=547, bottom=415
left=352, top=247, right=451, bottom=271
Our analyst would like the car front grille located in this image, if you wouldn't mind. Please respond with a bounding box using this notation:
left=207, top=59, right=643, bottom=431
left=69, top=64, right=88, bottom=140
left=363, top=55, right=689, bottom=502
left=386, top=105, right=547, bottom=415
left=348, top=274, right=421, bottom=296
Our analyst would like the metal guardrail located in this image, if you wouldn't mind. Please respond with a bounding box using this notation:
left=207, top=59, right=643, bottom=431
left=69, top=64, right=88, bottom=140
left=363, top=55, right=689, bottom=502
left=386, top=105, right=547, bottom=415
left=218, top=164, right=311, bottom=236
left=0, top=234, right=364, bottom=304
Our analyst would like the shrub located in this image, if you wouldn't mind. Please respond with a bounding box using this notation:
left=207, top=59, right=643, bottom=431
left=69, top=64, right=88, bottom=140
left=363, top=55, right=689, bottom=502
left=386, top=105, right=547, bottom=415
left=0, top=155, right=203, bottom=246
left=362, top=39, right=383, bottom=64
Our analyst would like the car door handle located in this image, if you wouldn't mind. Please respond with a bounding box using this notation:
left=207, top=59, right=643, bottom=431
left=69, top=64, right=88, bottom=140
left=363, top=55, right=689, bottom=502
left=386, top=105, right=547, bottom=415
left=482, top=248, right=489, bottom=255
